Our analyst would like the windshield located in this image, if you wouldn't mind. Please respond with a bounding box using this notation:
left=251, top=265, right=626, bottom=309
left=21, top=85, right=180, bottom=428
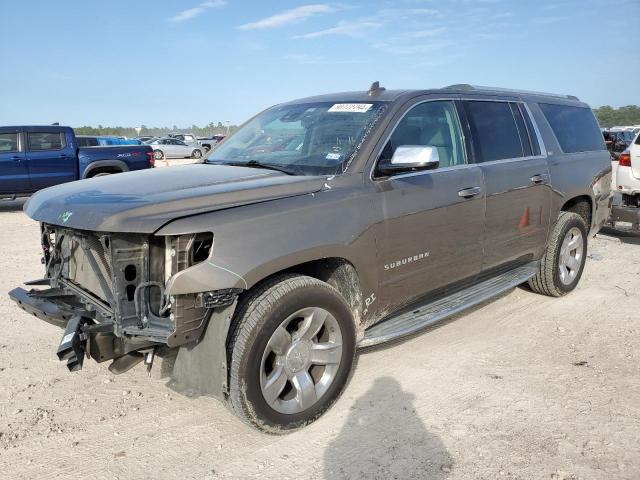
left=205, top=101, right=387, bottom=175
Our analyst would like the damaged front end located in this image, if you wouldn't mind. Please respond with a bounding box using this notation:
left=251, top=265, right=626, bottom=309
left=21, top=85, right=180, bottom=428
left=10, top=224, right=240, bottom=373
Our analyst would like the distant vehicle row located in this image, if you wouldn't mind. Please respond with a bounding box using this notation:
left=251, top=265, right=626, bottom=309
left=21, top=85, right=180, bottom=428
left=135, top=133, right=226, bottom=152
left=0, top=126, right=153, bottom=198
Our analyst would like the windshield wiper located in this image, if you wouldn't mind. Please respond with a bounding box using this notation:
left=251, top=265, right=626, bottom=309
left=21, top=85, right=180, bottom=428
left=207, top=160, right=296, bottom=176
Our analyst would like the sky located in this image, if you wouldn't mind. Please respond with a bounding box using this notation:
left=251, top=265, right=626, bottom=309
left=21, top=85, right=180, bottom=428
left=1, top=0, right=638, bottom=127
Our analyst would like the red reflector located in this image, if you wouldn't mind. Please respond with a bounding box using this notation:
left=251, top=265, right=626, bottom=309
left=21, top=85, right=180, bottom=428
left=619, top=152, right=631, bottom=167
left=146, top=151, right=155, bottom=167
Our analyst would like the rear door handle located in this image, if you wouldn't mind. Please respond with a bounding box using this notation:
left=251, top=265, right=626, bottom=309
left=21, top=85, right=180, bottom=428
left=458, top=186, right=481, bottom=198
left=530, top=173, right=549, bottom=184
left=11, top=155, right=21, bottom=161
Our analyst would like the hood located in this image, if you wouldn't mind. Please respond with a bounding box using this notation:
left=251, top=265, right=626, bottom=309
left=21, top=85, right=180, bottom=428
left=25, top=164, right=325, bottom=233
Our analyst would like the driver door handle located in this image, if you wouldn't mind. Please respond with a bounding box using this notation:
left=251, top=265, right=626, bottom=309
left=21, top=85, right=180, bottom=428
left=458, top=186, right=481, bottom=198
left=530, top=173, right=549, bottom=184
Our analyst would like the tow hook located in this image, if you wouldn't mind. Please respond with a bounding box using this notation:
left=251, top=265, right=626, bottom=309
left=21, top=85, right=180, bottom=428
left=144, top=349, right=155, bottom=376
left=56, top=316, right=91, bottom=372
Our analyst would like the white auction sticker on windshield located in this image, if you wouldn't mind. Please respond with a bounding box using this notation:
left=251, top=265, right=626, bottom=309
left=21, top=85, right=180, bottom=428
left=328, top=103, right=373, bottom=113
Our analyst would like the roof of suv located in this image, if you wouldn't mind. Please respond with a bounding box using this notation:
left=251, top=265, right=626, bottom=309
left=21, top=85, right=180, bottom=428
left=283, top=84, right=587, bottom=108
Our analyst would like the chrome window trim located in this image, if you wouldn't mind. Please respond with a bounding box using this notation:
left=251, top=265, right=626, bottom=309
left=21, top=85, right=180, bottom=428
left=376, top=163, right=471, bottom=181
left=369, top=97, right=550, bottom=182
left=521, top=102, right=548, bottom=157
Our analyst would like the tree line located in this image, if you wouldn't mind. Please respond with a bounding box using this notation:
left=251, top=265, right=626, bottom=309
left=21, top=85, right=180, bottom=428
left=73, top=122, right=239, bottom=138
left=594, top=105, right=640, bottom=128
left=72, top=105, right=640, bottom=137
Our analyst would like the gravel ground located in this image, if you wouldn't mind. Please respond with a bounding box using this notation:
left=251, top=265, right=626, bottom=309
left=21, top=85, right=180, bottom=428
left=0, top=198, right=639, bottom=480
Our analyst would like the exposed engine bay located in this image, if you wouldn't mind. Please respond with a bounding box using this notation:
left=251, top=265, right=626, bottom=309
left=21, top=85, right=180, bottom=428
left=10, top=223, right=239, bottom=372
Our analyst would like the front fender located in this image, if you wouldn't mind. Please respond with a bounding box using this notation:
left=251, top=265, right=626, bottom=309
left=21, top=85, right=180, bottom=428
left=156, top=180, right=378, bottom=303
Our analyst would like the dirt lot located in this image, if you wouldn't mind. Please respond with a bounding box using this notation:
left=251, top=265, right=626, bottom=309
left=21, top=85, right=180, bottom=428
left=0, top=198, right=639, bottom=480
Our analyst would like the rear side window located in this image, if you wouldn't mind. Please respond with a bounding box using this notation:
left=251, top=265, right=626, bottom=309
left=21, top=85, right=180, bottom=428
left=464, top=101, right=523, bottom=162
left=77, top=137, right=99, bottom=147
left=28, top=131, right=66, bottom=151
left=0, top=133, right=19, bottom=152
left=539, top=103, right=604, bottom=153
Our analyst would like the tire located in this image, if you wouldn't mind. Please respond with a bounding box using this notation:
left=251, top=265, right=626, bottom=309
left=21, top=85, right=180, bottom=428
left=228, top=274, right=356, bottom=433
left=153, top=149, right=164, bottom=160
left=191, top=149, right=202, bottom=159
left=528, top=211, right=588, bottom=297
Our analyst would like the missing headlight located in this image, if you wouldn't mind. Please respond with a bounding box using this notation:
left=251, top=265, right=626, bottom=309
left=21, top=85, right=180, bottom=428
left=191, top=232, right=213, bottom=264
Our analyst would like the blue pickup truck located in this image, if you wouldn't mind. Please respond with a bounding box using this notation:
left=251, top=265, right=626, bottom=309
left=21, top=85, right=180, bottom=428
left=0, top=125, right=154, bottom=198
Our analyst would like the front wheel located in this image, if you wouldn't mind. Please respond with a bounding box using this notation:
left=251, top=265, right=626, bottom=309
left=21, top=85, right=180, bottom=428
left=528, top=211, right=588, bottom=297
left=153, top=149, right=164, bottom=160
left=228, top=274, right=356, bottom=433
left=191, top=149, right=202, bottom=159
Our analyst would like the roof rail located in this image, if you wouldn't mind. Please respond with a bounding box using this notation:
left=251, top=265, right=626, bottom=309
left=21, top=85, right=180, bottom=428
left=443, top=84, right=579, bottom=101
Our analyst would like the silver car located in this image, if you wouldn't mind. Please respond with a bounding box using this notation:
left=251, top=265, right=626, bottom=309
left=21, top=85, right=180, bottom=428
left=148, top=137, right=203, bottom=161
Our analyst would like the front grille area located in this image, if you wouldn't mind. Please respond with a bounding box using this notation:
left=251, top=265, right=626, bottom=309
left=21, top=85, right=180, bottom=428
left=41, top=224, right=214, bottom=347
left=67, top=235, right=113, bottom=302
left=44, top=225, right=155, bottom=328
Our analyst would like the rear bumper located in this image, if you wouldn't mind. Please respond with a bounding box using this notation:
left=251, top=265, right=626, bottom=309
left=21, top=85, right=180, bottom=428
left=610, top=204, right=640, bottom=228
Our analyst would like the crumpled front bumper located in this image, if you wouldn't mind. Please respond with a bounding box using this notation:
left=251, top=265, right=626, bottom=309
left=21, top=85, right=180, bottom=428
left=9, top=284, right=156, bottom=372
left=9, top=285, right=88, bottom=329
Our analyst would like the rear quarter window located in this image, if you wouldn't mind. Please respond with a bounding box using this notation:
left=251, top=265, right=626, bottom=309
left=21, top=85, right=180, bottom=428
left=539, top=103, right=605, bottom=153
left=28, top=131, right=67, bottom=151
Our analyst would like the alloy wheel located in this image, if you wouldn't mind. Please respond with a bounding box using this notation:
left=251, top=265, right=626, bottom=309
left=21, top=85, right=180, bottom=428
left=260, top=307, right=343, bottom=414
left=558, top=227, right=583, bottom=285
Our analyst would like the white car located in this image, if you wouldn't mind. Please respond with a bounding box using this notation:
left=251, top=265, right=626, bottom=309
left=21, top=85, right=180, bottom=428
left=612, top=138, right=640, bottom=229
left=148, top=138, right=203, bottom=162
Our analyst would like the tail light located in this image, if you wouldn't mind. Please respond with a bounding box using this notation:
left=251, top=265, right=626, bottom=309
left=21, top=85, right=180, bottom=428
left=146, top=151, right=155, bottom=167
left=619, top=151, right=631, bottom=167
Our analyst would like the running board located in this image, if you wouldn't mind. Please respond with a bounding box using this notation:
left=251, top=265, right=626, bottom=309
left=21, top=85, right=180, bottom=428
left=359, top=262, right=539, bottom=348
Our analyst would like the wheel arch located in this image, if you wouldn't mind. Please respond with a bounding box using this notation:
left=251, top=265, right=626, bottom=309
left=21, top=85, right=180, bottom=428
left=560, top=195, right=592, bottom=230
left=82, top=160, right=128, bottom=178
left=243, top=257, right=364, bottom=327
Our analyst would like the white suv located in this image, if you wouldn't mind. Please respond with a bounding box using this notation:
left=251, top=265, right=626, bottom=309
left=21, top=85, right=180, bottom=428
left=616, top=131, right=640, bottom=207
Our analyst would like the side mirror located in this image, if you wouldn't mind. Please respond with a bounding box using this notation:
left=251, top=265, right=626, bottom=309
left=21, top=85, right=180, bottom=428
left=379, top=145, right=440, bottom=175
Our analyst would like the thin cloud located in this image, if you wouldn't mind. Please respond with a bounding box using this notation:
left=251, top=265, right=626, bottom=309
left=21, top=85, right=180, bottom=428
left=373, top=40, right=456, bottom=56
left=238, top=4, right=334, bottom=30
left=400, top=27, right=447, bottom=39
left=283, top=53, right=367, bottom=65
left=168, top=0, right=226, bottom=22
left=294, top=19, right=382, bottom=39
left=533, top=15, right=567, bottom=24
left=295, top=7, right=441, bottom=39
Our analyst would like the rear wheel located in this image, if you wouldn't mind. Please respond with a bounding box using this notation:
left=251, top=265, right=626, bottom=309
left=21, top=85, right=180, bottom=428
left=528, top=211, right=588, bottom=297
left=153, top=149, right=164, bottom=160
left=228, top=274, right=356, bottom=433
